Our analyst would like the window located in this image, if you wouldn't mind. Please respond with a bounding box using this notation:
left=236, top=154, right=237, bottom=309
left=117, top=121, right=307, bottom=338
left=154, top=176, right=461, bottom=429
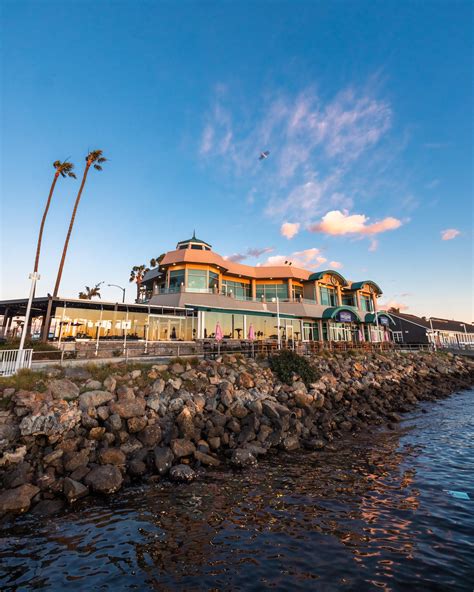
left=292, top=285, right=304, bottom=300
left=209, top=271, right=219, bottom=291
left=187, top=269, right=207, bottom=292
left=320, top=286, right=338, bottom=306
left=256, top=283, right=288, bottom=301
left=168, top=270, right=185, bottom=292
left=342, top=293, right=355, bottom=307
left=190, top=244, right=204, bottom=250
left=222, top=280, right=251, bottom=300
left=392, top=331, right=403, bottom=343
left=360, top=295, right=373, bottom=312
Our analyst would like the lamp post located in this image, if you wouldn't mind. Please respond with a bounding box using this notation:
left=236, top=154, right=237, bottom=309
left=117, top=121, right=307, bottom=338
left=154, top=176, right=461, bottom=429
left=460, top=323, right=467, bottom=348
left=18, top=272, right=40, bottom=364
left=108, top=284, right=126, bottom=303
left=429, top=317, right=437, bottom=351
left=272, top=296, right=281, bottom=350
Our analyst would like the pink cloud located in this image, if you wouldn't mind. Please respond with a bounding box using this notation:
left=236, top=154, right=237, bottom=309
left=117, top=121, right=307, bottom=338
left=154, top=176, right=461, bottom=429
left=225, top=246, right=274, bottom=263
left=380, top=299, right=409, bottom=312
left=329, top=261, right=343, bottom=269
left=441, top=228, right=460, bottom=241
left=309, top=209, right=402, bottom=237
left=259, top=248, right=327, bottom=270
left=280, top=222, right=300, bottom=239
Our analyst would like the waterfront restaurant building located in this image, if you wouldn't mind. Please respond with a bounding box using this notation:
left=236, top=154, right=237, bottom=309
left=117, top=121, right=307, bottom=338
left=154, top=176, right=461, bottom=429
left=140, top=235, right=394, bottom=343
left=0, top=235, right=394, bottom=345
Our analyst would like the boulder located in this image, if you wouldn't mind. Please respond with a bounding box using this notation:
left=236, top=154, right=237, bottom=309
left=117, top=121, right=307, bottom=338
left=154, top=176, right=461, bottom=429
left=282, top=435, right=299, bottom=451
left=194, top=450, right=220, bottom=467
left=154, top=446, right=174, bottom=475
left=89, top=427, right=106, bottom=440
left=31, top=499, right=65, bottom=516
left=64, top=367, right=92, bottom=381
left=20, top=408, right=81, bottom=436
left=48, top=379, right=80, bottom=401
left=0, top=484, right=40, bottom=514
left=171, top=438, right=196, bottom=458
left=64, top=449, right=90, bottom=472
left=84, top=465, right=123, bottom=494
left=230, top=448, right=257, bottom=468
left=79, top=390, right=114, bottom=409
left=137, top=425, right=162, bottom=447
left=127, top=416, right=147, bottom=433
left=169, top=464, right=196, bottom=483
left=63, top=478, right=89, bottom=503
left=99, top=448, right=126, bottom=466
left=176, top=407, right=195, bottom=439
left=110, top=398, right=146, bottom=419
left=103, top=376, right=117, bottom=392
left=170, top=362, right=185, bottom=374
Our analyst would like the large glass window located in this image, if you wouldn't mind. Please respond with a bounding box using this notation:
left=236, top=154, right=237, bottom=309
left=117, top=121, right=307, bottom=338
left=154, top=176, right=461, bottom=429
left=303, top=321, right=319, bottom=341
left=187, top=269, right=207, bottom=292
left=222, top=280, right=251, bottom=300
left=209, top=271, right=219, bottom=291
left=361, top=295, right=374, bottom=312
left=320, top=286, right=338, bottom=306
left=292, top=285, right=304, bottom=300
left=256, top=283, right=288, bottom=301
left=168, top=270, right=185, bottom=292
left=342, top=293, right=355, bottom=307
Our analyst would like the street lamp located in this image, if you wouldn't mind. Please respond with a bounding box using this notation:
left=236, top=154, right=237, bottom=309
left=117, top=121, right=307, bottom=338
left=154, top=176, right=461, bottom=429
left=271, top=296, right=281, bottom=350
left=18, top=272, right=40, bottom=364
left=108, top=284, right=126, bottom=303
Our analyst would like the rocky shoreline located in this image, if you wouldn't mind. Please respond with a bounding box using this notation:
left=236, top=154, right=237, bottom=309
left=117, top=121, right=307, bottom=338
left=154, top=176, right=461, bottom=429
left=1, top=351, right=473, bottom=519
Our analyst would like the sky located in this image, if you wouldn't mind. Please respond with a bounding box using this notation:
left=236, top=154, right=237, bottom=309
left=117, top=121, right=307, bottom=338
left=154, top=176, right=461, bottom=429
left=1, top=1, right=472, bottom=320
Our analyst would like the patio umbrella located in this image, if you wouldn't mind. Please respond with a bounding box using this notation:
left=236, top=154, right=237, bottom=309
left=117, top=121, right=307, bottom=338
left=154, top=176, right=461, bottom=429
left=215, top=321, right=223, bottom=355
left=358, top=328, right=365, bottom=342
left=248, top=323, right=255, bottom=357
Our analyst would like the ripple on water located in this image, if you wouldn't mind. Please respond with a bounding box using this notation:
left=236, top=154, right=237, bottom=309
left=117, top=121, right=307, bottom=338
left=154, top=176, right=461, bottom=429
left=1, top=388, right=473, bottom=591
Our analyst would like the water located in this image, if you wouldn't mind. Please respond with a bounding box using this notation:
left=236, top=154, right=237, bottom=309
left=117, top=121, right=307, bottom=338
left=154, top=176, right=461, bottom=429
left=1, top=389, right=473, bottom=591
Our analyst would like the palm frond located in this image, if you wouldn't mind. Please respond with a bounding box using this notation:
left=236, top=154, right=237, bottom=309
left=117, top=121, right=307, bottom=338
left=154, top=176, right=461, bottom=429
left=93, top=165, right=102, bottom=171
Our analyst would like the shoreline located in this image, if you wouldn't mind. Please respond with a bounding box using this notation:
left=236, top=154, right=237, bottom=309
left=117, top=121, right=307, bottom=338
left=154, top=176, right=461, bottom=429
left=1, top=351, right=473, bottom=520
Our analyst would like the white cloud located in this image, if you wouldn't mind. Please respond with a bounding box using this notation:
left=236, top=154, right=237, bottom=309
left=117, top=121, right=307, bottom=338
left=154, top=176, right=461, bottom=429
left=329, top=261, right=343, bottom=269
left=441, top=228, right=460, bottom=241
left=380, top=299, right=409, bottom=312
left=280, top=222, right=300, bottom=239
left=309, top=209, right=402, bottom=237
left=259, top=247, right=327, bottom=270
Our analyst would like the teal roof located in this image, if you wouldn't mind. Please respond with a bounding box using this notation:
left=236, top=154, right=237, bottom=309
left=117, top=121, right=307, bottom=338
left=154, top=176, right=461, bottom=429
left=364, top=311, right=395, bottom=325
left=176, top=231, right=212, bottom=248
left=350, top=280, right=383, bottom=295
left=322, top=306, right=362, bottom=321
left=308, top=270, right=348, bottom=286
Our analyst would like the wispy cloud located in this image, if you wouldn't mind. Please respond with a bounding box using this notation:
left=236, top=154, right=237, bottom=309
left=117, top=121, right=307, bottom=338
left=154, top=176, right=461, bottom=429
left=280, top=222, right=300, bottom=239
left=224, top=246, right=274, bottom=263
left=309, top=209, right=403, bottom=237
left=259, top=247, right=327, bottom=269
left=425, top=178, right=440, bottom=189
left=380, top=299, right=409, bottom=311
left=329, top=260, right=343, bottom=269
left=441, top=228, right=460, bottom=241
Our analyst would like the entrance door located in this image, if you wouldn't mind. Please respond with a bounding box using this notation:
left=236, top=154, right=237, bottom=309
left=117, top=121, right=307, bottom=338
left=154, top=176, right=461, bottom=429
left=286, top=324, right=295, bottom=349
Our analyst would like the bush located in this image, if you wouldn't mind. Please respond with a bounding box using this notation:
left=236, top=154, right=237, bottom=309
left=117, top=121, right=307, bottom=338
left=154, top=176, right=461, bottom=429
left=269, top=350, right=318, bottom=386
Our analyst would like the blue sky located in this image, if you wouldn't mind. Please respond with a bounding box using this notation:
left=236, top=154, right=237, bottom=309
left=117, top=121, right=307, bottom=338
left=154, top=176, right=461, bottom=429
left=1, top=1, right=472, bottom=320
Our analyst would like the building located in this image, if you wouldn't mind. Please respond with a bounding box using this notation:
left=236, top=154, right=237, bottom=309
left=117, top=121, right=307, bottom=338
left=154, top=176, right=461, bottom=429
left=139, top=234, right=395, bottom=343
left=390, top=310, right=474, bottom=348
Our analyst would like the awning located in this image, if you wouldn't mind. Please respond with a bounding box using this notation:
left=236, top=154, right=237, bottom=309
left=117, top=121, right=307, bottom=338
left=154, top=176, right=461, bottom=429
left=322, top=306, right=362, bottom=322
left=365, top=311, right=396, bottom=326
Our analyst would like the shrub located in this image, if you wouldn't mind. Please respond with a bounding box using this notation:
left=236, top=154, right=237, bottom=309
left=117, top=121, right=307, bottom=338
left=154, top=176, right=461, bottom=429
left=269, top=350, right=318, bottom=386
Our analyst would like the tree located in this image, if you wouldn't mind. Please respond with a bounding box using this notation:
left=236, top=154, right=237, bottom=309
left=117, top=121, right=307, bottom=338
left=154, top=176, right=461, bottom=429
left=78, top=283, right=102, bottom=300
left=150, top=253, right=165, bottom=268
left=34, top=160, right=76, bottom=273
left=129, top=264, right=149, bottom=302
left=53, top=150, right=106, bottom=297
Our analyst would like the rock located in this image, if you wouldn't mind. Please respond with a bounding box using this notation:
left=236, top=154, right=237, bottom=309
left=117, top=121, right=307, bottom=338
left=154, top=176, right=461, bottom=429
left=43, top=449, right=64, bottom=465
left=194, top=450, right=220, bottom=467
left=99, top=448, right=126, bottom=466
left=176, top=407, right=195, bottom=439
left=84, top=465, right=123, bottom=494
left=0, top=484, right=40, bottom=514
left=128, top=459, right=146, bottom=477
left=170, top=362, right=185, bottom=374
left=171, top=439, right=196, bottom=458
left=63, top=367, right=92, bottom=381
left=116, top=386, right=135, bottom=401
left=127, top=416, right=147, bottom=433
left=154, top=447, right=174, bottom=475
left=106, top=413, right=122, bottom=431
left=31, top=499, right=65, bottom=516
left=305, top=438, right=325, bottom=450
left=230, top=402, right=248, bottom=419
left=168, top=377, right=182, bottom=390
left=70, top=465, right=90, bottom=481
left=0, top=446, right=27, bottom=467
left=169, top=464, right=196, bottom=482
left=110, top=398, right=146, bottom=419
left=230, top=448, right=257, bottom=468
left=79, top=390, right=114, bottom=409
left=97, top=406, right=110, bottom=421
left=48, top=379, right=80, bottom=401
left=151, top=378, right=165, bottom=394
left=64, top=449, right=90, bottom=472
left=103, top=376, right=117, bottom=392
left=282, top=435, right=299, bottom=451
left=130, top=370, right=141, bottom=380
left=208, top=437, right=221, bottom=450
left=85, top=379, right=102, bottom=391
left=89, top=427, right=106, bottom=440
left=137, top=425, right=162, bottom=447
left=238, top=372, right=254, bottom=389
left=294, top=392, right=313, bottom=410
left=20, top=408, right=81, bottom=436
left=168, top=398, right=184, bottom=414
left=63, top=478, right=89, bottom=503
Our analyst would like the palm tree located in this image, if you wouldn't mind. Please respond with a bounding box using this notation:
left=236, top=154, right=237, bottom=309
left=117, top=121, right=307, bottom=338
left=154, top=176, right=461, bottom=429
left=34, top=160, right=76, bottom=273
left=150, top=253, right=165, bottom=268
left=78, top=283, right=102, bottom=300
left=129, top=264, right=149, bottom=302
left=53, top=150, right=106, bottom=297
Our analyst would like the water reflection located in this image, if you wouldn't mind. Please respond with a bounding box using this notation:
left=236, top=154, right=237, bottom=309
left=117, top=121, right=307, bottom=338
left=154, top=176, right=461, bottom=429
left=1, top=389, right=473, bottom=591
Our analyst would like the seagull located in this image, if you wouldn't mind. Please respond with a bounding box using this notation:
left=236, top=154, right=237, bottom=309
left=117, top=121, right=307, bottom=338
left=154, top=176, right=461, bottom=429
left=259, top=150, right=270, bottom=160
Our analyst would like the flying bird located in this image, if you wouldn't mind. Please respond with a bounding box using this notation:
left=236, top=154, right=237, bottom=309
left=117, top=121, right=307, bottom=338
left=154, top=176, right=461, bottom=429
left=259, top=150, right=270, bottom=160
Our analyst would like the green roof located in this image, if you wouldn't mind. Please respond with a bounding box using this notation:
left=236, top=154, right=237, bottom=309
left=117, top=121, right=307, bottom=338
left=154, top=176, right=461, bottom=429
left=322, top=306, right=362, bottom=321
left=350, top=280, right=383, bottom=295
left=176, top=231, right=212, bottom=248
left=308, top=270, right=348, bottom=286
left=364, top=311, right=395, bottom=325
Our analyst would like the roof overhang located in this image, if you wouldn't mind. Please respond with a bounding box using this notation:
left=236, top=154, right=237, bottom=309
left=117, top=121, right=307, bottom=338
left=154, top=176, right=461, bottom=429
left=365, top=311, right=396, bottom=326
left=308, top=270, right=349, bottom=286
left=349, top=280, right=383, bottom=295
left=322, top=306, right=362, bottom=322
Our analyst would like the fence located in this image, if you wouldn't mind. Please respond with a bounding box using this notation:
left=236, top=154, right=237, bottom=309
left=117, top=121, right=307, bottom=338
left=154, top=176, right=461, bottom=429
left=0, top=349, right=33, bottom=376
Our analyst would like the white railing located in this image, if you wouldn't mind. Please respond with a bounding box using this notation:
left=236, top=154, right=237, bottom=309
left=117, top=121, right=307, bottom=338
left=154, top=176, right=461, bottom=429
left=0, top=349, right=33, bottom=376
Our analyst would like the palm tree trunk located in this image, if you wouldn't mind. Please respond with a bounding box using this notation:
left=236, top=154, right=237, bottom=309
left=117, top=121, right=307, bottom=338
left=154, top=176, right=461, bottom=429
left=34, top=173, right=59, bottom=273
left=53, top=163, right=91, bottom=297
left=136, top=279, right=141, bottom=302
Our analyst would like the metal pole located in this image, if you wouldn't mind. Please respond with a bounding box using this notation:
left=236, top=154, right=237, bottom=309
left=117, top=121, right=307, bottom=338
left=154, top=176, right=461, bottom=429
left=276, top=297, right=281, bottom=350
left=95, top=307, right=103, bottom=356
left=429, top=317, right=437, bottom=351
left=108, top=284, right=126, bottom=303
left=18, top=272, right=40, bottom=353
left=123, top=305, right=129, bottom=354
